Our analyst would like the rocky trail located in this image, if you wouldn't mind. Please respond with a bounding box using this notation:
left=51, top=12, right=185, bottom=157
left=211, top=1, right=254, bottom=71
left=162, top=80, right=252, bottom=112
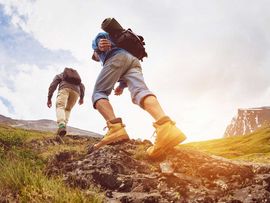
left=30, top=135, right=270, bottom=203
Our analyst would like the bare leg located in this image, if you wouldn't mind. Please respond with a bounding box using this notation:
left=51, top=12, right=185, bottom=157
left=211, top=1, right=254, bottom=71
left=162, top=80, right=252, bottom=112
left=142, top=95, right=166, bottom=121
left=95, top=99, right=116, bottom=121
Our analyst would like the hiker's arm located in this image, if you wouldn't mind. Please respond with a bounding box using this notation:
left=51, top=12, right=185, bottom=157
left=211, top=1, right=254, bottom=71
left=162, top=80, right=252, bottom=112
left=91, top=51, right=100, bottom=62
left=79, top=83, right=85, bottom=105
left=114, top=81, right=127, bottom=96
left=47, top=74, right=61, bottom=108
left=119, top=80, right=128, bottom=89
left=47, top=100, right=52, bottom=108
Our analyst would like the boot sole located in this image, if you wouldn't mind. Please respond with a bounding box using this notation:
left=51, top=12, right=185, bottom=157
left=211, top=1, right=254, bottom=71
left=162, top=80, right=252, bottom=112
left=148, top=133, right=186, bottom=159
left=94, top=134, right=129, bottom=149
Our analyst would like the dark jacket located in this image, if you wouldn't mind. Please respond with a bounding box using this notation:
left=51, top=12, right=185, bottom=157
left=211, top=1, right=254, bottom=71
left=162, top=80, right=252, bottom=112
left=48, top=73, right=85, bottom=100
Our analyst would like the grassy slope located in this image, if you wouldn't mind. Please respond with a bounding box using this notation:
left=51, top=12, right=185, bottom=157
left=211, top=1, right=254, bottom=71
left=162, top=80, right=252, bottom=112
left=0, top=124, right=103, bottom=203
left=1, top=124, right=270, bottom=201
left=180, top=127, right=270, bottom=163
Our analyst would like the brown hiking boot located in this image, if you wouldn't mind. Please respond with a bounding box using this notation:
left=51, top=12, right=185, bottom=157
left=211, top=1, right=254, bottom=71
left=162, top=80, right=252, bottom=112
left=147, top=116, right=186, bottom=159
left=94, top=118, right=129, bottom=150
left=57, top=123, right=67, bottom=137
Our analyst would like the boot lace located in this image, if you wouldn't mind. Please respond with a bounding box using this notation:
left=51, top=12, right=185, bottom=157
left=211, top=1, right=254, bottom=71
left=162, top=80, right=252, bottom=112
left=151, top=130, right=156, bottom=138
left=102, top=123, right=126, bottom=137
left=151, top=130, right=157, bottom=144
left=151, top=120, right=176, bottom=144
left=102, top=126, right=110, bottom=137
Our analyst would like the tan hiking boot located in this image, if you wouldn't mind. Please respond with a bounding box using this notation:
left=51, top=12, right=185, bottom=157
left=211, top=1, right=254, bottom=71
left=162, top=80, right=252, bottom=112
left=94, top=118, right=129, bottom=150
left=147, top=116, right=186, bottom=158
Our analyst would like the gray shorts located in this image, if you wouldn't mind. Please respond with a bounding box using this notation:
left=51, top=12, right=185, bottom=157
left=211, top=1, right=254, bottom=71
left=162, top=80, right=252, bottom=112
left=92, top=51, right=155, bottom=108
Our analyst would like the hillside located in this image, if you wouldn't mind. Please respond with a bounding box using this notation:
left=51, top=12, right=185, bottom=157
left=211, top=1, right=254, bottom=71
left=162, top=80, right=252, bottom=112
left=183, top=126, right=270, bottom=163
left=0, top=114, right=101, bottom=137
left=1, top=124, right=270, bottom=202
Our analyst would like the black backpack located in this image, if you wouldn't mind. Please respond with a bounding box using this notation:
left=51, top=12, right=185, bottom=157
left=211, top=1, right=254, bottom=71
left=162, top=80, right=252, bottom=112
left=63, top=68, right=81, bottom=85
left=111, top=28, right=148, bottom=61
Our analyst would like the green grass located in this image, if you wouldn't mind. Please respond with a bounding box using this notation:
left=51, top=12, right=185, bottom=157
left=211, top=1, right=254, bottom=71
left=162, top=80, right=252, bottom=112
left=180, top=127, right=270, bottom=163
left=2, top=123, right=270, bottom=201
left=0, top=124, right=52, bottom=144
left=133, top=143, right=149, bottom=160
left=0, top=125, right=103, bottom=202
left=0, top=159, right=101, bottom=203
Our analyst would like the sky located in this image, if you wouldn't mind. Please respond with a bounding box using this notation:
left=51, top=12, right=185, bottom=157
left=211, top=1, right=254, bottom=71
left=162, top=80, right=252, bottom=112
left=0, top=0, right=270, bottom=143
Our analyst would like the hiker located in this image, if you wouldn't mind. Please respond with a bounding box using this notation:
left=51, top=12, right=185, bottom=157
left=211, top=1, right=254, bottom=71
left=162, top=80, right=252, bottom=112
left=91, top=18, right=186, bottom=158
left=47, top=67, right=85, bottom=136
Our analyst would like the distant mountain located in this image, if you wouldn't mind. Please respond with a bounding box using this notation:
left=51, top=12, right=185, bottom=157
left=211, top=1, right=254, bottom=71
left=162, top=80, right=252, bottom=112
left=0, top=114, right=101, bottom=137
left=224, top=106, right=270, bottom=137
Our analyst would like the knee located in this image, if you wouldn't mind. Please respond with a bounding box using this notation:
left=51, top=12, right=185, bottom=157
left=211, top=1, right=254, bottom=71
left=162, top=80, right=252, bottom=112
left=92, top=92, right=109, bottom=109
left=56, top=99, right=65, bottom=108
left=140, top=95, right=157, bottom=109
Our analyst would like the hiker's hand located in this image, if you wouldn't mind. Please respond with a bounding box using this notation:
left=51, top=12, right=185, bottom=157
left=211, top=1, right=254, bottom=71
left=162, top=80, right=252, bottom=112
left=79, top=99, right=84, bottom=105
left=92, top=51, right=100, bottom=62
left=114, top=86, right=124, bottom=96
left=47, top=99, right=52, bottom=108
left=98, top=39, right=111, bottom=52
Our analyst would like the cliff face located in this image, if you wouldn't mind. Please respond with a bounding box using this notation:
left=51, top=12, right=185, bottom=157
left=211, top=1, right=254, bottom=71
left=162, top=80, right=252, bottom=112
left=224, top=106, right=270, bottom=137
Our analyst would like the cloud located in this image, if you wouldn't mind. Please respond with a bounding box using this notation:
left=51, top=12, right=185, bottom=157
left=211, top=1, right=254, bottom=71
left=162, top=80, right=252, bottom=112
left=0, top=96, right=14, bottom=114
left=0, top=99, right=11, bottom=117
left=0, top=5, right=76, bottom=67
left=0, top=5, right=80, bottom=123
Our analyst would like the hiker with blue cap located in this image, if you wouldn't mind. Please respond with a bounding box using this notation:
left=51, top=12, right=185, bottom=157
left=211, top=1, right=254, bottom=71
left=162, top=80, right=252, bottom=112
left=91, top=18, right=186, bottom=158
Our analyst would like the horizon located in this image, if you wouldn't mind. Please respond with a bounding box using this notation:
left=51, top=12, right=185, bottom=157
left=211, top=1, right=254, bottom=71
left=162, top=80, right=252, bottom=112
left=0, top=113, right=231, bottom=142
left=0, top=1, right=270, bottom=142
